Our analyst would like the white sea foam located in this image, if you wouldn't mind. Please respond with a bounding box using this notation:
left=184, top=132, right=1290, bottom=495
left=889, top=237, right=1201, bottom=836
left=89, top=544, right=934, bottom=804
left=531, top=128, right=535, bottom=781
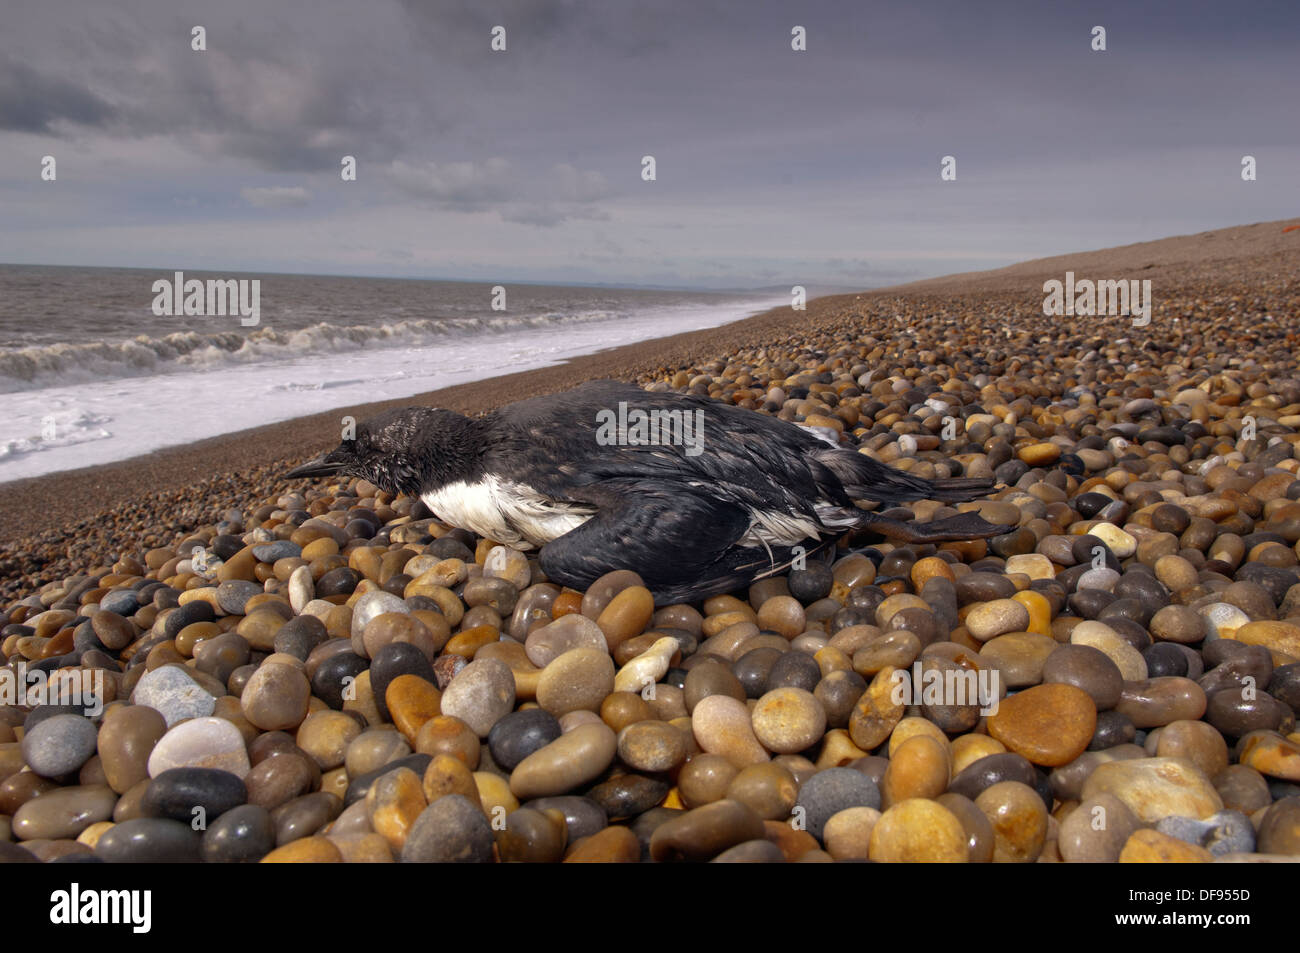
left=0, top=297, right=783, bottom=483
left=0, top=311, right=630, bottom=393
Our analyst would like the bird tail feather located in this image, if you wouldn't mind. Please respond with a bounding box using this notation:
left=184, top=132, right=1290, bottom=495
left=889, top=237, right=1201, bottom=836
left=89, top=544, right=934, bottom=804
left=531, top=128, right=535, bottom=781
left=821, top=449, right=995, bottom=506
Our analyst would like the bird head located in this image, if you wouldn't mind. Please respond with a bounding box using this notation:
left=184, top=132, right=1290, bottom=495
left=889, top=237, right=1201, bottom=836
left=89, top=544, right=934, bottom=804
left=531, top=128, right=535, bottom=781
left=284, top=406, right=468, bottom=496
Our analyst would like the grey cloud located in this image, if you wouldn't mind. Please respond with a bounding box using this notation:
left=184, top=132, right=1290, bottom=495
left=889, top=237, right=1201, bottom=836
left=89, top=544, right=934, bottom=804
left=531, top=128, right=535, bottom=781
left=241, top=185, right=311, bottom=207
left=0, top=0, right=1296, bottom=287
left=388, top=158, right=514, bottom=207
left=388, top=157, right=612, bottom=225
left=0, top=56, right=115, bottom=132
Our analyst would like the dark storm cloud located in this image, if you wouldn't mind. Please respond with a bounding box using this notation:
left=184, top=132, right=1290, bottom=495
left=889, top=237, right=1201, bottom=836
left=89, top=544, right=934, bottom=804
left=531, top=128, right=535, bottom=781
left=2, top=4, right=410, bottom=171
left=0, top=56, right=115, bottom=132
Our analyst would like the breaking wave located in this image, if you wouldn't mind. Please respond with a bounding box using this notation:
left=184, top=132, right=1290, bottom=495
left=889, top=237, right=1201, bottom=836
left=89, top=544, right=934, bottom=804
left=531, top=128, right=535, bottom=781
left=0, top=310, right=622, bottom=393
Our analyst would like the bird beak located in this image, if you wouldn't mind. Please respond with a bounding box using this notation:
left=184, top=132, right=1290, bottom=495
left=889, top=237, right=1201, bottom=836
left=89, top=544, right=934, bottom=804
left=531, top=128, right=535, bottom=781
left=284, top=448, right=351, bottom=480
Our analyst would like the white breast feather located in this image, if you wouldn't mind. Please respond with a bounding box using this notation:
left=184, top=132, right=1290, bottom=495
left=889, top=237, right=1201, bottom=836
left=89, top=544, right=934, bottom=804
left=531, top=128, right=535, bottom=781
left=422, top=476, right=593, bottom=549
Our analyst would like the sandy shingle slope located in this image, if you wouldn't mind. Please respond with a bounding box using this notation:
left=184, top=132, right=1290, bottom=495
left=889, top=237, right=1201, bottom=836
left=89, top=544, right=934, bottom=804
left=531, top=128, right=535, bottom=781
left=885, top=218, right=1299, bottom=294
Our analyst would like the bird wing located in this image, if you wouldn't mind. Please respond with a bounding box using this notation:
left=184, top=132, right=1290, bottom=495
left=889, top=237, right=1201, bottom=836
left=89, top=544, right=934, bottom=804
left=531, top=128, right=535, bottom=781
left=488, top=380, right=842, bottom=521
left=536, top=479, right=756, bottom=598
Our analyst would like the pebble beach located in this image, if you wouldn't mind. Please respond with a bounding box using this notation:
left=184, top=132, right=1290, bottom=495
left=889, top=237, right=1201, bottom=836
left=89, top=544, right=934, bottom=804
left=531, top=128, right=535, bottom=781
left=2, top=221, right=1299, bottom=864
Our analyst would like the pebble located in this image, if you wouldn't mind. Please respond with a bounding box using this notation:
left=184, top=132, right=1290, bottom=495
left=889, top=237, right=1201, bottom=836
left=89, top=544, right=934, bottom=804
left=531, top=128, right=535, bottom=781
left=385, top=674, right=443, bottom=741
left=132, top=665, right=216, bottom=727
left=979, top=632, right=1057, bottom=688
left=201, top=803, right=276, bottom=862
left=1081, top=757, right=1224, bottom=822
left=12, top=784, right=118, bottom=840
left=1058, top=793, right=1140, bottom=863
left=216, top=580, right=263, bottom=615
left=868, top=798, right=969, bottom=862
left=524, top=614, right=608, bottom=667
left=848, top=666, right=906, bottom=751
left=489, top=709, right=563, bottom=771
left=1069, top=622, right=1148, bottom=680
left=1200, top=603, right=1251, bottom=640
left=98, top=704, right=169, bottom=793
left=821, top=806, right=881, bottom=860
left=987, top=683, right=1097, bottom=766
left=147, top=716, right=251, bottom=778
left=246, top=751, right=317, bottom=810
left=691, top=694, right=770, bottom=768
left=509, top=722, right=617, bottom=799
left=272, top=791, right=342, bottom=844
left=725, top=762, right=798, bottom=820
left=366, top=766, right=427, bottom=851
left=975, top=780, right=1048, bottom=862
left=617, top=720, right=688, bottom=773
left=1115, top=677, right=1207, bottom=728
left=260, top=836, right=342, bottom=863
left=94, top=818, right=202, bottom=862
left=795, top=766, right=881, bottom=840
left=1119, top=828, right=1213, bottom=863
left=1149, top=605, right=1207, bottom=644
left=1206, top=689, right=1291, bottom=737
left=588, top=774, right=668, bottom=820
left=1090, top=523, right=1136, bottom=558
left=596, top=586, right=655, bottom=651
left=1156, top=810, right=1255, bottom=856
left=648, top=799, right=765, bottom=862
left=535, top=648, right=615, bottom=717
left=613, top=636, right=677, bottom=694
left=401, top=793, right=494, bottom=862
left=1154, top=719, right=1229, bottom=780
left=710, top=838, right=785, bottom=863
left=141, top=767, right=247, bottom=823
left=1256, top=797, right=1300, bottom=854
left=948, top=752, right=1037, bottom=802
left=522, top=795, right=607, bottom=842
left=496, top=807, right=568, bottom=863
left=882, top=735, right=949, bottom=805
left=421, top=752, right=480, bottom=806
left=1238, top=730, right=1300, bottom=781
left=1041, top=644, right=1124, bottom=709
left=240, top=662, right=311, bottom=731
left=1234, top=620, right=1300, bottom=659
left=440, top=658, right=517, bottom=737
left=1004, top=554, right=1055, bottom=581
left=566, top=825, right=642, bottom=863
left=350, top=591, right=410, bottom=640
left=91, top=610, right=136, bottom=651
left=21, top=714, right=98, bottom=778
left=965, top=599, right=1030, bottom=641
left=750, top=687, right=826, bottom=754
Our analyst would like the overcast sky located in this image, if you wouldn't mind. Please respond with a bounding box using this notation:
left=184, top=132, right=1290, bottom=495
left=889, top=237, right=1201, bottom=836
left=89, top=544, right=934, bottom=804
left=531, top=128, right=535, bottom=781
left=1, top=0, right=1296, bottom=289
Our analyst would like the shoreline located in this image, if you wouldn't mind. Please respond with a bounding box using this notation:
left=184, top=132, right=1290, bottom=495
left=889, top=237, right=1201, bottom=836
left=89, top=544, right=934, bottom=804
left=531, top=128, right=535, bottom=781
left=0, top=296, right=824, bottom=538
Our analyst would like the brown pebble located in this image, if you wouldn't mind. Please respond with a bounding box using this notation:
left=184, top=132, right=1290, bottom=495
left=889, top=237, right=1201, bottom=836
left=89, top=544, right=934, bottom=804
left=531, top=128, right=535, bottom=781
left=868, top=798, right=969, bottom=862
left=987, top=683, right=1096, bottom=766
left=974, top=780, right=1048, bottom=862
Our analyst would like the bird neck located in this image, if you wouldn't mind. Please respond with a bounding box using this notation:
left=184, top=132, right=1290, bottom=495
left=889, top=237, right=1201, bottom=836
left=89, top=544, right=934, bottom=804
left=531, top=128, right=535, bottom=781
left=412, top=413, right=490, bottom=495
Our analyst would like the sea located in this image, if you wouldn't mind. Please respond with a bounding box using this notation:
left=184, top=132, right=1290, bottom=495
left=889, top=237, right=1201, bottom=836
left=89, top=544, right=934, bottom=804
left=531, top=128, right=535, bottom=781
left=0, top=265, right=784, bottom=483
